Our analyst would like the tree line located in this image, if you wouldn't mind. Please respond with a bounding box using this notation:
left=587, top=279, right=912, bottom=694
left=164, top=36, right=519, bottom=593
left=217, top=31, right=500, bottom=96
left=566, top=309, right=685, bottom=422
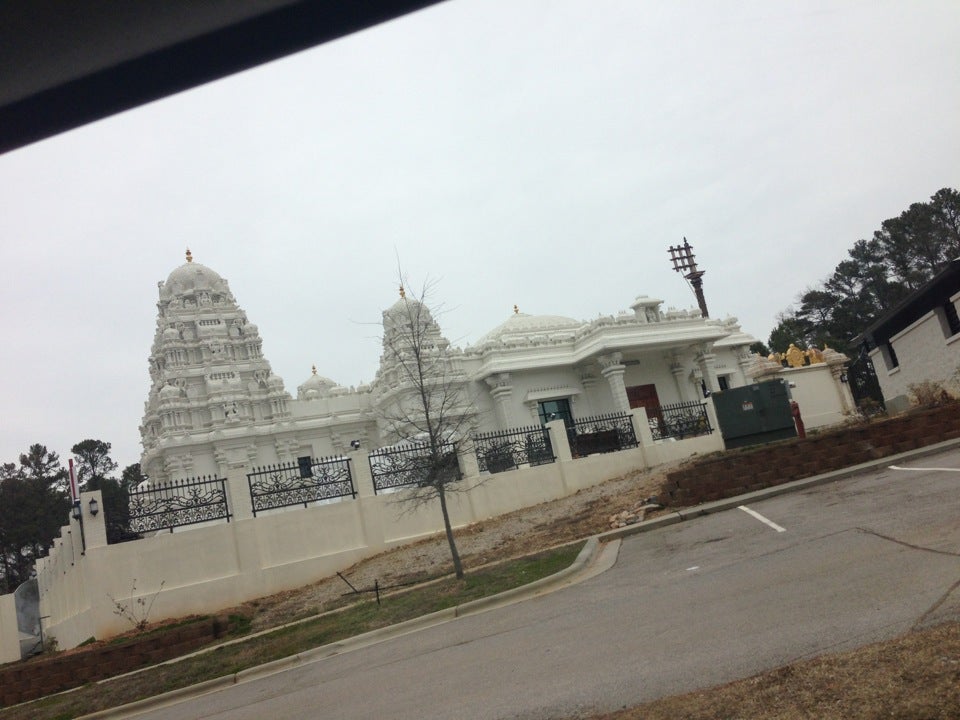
left=0, top=440, right=142, bottom=593
left=767, top=188, right=960, bottom=356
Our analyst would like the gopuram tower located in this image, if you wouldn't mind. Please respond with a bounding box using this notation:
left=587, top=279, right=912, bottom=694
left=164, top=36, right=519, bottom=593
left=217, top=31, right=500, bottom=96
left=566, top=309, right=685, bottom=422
left=139, top=250, right=292, bottom=482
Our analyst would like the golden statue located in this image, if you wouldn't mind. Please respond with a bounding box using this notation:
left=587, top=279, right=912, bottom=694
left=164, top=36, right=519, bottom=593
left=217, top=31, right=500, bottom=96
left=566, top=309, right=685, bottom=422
left=785, top=343, right=805, bottom=368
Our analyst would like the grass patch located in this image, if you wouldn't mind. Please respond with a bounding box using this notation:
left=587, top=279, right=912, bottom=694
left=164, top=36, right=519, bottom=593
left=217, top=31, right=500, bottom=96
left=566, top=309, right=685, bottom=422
left=587, top=620, right=960, bottom=720
left=0, top=543, right=583, bottom=720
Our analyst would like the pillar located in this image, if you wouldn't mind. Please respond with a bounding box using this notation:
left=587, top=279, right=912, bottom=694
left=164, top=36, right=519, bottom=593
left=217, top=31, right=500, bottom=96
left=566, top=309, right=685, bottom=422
left=225, top=463, right=254, bottom=521
left=598, top=352, right=630, bottom=413
left=484, top=373, right=515, bottom=428
left=457, top=444, right=480, bottom=480
left=826, top=356, right=856, bottom=413
left=696, top=344, right=720, bottom=394
left=736, top=347, right=754, bottom=387
left=669, top=355, right=690, bottom=402
left=628, top=407, right=652, bottom=469
left=546, top=419, right=573, bottom=462
left=349, top=449, right=377, bottom=498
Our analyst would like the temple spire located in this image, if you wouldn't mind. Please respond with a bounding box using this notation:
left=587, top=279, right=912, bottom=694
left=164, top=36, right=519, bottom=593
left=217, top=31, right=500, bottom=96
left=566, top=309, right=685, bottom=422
left=185, top=248, right=193, bottom=263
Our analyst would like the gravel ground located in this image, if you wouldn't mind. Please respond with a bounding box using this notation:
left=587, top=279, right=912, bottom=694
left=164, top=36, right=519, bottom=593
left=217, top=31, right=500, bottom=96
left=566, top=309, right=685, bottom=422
left=238, top=463, right=675, bottom=630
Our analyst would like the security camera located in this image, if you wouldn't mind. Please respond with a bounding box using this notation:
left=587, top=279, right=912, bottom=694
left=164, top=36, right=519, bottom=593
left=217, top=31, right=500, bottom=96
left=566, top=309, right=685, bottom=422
left=350, top=440, right=361, bottom=450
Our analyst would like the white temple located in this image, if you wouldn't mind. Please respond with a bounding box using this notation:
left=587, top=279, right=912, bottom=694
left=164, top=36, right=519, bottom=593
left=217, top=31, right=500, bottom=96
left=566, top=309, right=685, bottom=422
left=140, top=251, right=757, bottom=482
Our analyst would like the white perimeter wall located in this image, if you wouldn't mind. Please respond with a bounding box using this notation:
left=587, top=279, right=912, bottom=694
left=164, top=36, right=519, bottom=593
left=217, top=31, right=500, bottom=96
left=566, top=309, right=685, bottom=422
left=782, top=364, right=855, bottom=429
left=12, top=410, right=725, bottom=652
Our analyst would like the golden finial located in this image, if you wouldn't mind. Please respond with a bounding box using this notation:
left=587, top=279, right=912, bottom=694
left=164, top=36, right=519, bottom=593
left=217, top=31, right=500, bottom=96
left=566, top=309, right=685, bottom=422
left=399, top=284, right=406, bottom=299
left=311, top=364, right=317, bottom=375
left=185, top=248, right=193, bottom=263
left=513, top=304, right=519, bottom=314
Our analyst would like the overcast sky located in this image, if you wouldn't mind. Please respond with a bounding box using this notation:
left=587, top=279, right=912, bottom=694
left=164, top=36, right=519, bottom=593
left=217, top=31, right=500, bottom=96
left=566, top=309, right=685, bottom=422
left=1, top=0, right=958, bottom=471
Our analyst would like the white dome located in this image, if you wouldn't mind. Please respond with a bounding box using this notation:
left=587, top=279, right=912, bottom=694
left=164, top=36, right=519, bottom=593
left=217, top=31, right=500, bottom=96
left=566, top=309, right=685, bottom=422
left=474, top=312, right=582, bottom=348
left=297, top=366, right=338, bottom=399
left=162, top=252, right=228, bottom=297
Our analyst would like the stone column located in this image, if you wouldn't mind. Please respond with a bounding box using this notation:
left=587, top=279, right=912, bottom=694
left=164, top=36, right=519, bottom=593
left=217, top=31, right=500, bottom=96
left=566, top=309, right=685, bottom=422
left=823, top=348, right=855, bottom=414
left=348, top=448, right=385, bottom=553
left=695, top=344, right=720, bottom=394
left=524, top=401, right=540, bottom=424
left=349, top=449, right=376, bottom=499
left=484, top=373, right=515, bottom=428
left=225, top=463, right=254, bottom=521
left=668, top=354, right=690, bottom=402
left=546, top=419, right=573, bottom=462
left=577, top=370, right=598, bottom=416
left=597, top=352, right=630, bottom=413
left=735, top=347, right=754, bottom=387
left=457, top=444, right=480, bottom=480
left=628, top=407, right=653, bottom=469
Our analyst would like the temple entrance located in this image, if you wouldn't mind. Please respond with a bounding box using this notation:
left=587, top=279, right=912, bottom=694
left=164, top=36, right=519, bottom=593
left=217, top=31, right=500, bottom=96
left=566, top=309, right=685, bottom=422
left=627, top=383, right=663, bottom=431
left=537, top=398, right=574, bottom=428
left=626, top=383, right=661, bottom=410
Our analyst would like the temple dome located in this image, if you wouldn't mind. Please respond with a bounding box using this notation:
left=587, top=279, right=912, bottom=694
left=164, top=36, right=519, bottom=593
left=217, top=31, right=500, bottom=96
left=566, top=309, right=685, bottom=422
left=473, top=312, right=582, bottom=349
left=161, top=250, right=229, bottom=298
left=297, top=366, right=338, bottom=399
left=383, top=294, right=433, bottom=324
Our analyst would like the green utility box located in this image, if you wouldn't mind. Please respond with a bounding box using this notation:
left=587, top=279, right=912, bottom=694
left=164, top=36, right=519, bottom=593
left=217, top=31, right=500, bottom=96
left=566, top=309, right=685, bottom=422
left=711, top=379, right=796, bottom=449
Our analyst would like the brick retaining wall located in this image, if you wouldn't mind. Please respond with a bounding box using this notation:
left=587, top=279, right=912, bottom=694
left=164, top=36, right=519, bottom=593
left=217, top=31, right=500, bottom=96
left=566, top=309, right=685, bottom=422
left=662, top=403, right=960, bottom=507
left=0, top=616, right=233, bottom=708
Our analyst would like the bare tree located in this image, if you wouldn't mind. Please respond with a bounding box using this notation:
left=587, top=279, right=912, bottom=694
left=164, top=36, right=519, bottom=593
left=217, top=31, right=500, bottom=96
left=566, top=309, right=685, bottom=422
left=372, top=278, right=477, bottom=579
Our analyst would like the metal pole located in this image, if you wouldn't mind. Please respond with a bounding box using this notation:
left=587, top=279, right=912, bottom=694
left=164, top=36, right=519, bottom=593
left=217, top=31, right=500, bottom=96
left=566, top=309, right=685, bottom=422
left=74, top=501, right=87, bottom=555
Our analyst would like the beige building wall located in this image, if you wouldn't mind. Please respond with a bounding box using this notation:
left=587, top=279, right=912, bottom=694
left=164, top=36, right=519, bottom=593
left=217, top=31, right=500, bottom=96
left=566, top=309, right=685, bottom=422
left=868, top=295, right=960, bottom=405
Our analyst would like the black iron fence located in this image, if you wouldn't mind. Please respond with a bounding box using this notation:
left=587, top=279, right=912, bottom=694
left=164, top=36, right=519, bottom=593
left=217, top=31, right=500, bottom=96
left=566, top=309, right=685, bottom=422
left=646, top=400, right=712, bottom=440
left=472, top=426, right=554, bottom=473
left=847, top=352, right=886, bottom=416
left=247, top=456, right=355, bottom=516
left=128, top=475, right=230, bottom=534
left=567, top=412, right=638, bottom=457
left=368, top=441, right=460, bottom=494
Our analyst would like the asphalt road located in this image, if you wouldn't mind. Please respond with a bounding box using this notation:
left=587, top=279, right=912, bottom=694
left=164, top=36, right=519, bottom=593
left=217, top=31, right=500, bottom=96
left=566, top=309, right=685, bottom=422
left=128, top=447, right=960, bottom=720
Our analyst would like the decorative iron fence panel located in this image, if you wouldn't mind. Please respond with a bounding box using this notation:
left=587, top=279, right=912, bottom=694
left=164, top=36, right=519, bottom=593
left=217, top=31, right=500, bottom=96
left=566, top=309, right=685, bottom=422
left=472, top=426, right=555, bottom=473
left=247, top=456, right=355, bottom=516
left=128, top=475, right=230, bottom=533
left=646, top=400, right=712, bottom=440
left=567, top=412, right=638, bottom=457
left=368, top=441, right=460, bottom=493
left=847, top=352, right=886, bottom=415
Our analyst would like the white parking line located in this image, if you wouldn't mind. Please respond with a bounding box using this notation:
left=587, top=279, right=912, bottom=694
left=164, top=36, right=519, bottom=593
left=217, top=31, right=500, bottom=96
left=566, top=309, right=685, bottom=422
left=738, top=505, right=786, bottom=533
left=889, top=465, right=960, bottom=472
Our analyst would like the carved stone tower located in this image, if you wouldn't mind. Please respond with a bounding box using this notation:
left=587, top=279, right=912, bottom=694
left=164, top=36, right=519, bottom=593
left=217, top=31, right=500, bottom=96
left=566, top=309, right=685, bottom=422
left=139, top=250, right=291, bottom=481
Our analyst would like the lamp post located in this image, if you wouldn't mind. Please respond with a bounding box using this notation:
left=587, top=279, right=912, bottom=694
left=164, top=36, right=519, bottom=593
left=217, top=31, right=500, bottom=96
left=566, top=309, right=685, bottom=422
left=668, top=237, right=710, bottom=319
